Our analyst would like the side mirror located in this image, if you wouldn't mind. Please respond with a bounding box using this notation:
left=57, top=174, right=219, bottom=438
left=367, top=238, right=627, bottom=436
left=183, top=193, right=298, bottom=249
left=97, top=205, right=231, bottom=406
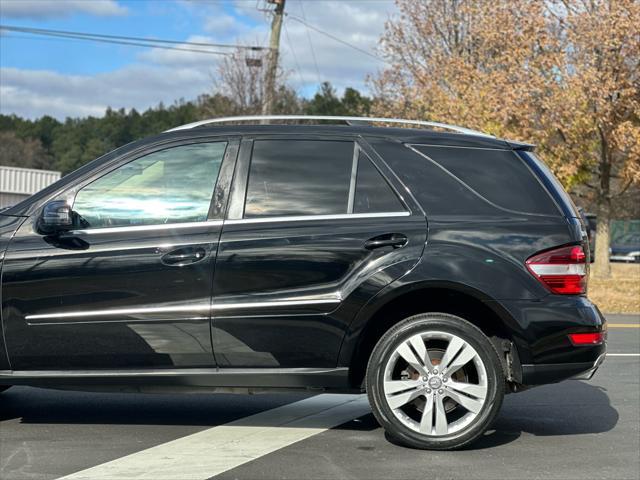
left=37, top=200, right=73, bottom=235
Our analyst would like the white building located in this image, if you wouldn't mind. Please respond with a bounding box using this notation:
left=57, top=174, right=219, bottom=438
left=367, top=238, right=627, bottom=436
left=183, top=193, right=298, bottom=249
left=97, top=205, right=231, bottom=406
left=0, top=166, right=61, bottom=209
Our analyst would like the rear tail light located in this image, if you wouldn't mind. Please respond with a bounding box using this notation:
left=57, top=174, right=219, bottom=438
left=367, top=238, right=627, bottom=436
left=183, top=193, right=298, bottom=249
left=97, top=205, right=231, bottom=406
left=568, top=332, right=605, bottom=346
left=526, top=245, right=587, bottom=294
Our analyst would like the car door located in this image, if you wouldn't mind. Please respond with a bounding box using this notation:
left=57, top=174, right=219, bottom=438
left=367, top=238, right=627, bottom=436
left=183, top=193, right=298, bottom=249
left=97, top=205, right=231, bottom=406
left=211, top=135, right=427, bottom=368
left=1, top=138, right=238, bottom=370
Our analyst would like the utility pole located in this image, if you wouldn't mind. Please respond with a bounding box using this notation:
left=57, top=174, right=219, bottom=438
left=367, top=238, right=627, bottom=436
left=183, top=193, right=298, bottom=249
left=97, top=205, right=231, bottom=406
left=262, top=0, right=285, bottom=116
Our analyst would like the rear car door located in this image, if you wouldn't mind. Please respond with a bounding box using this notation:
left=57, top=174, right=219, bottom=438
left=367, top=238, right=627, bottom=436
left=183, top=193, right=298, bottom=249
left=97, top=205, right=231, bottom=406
left=1, top=138, right=238, bottom=370
left=211, top=135, right=427, bottom=368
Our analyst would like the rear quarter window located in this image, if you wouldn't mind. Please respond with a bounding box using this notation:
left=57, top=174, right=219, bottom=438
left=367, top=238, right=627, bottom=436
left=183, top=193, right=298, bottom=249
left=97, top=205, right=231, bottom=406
left=411, top=145, right=559, bottom=215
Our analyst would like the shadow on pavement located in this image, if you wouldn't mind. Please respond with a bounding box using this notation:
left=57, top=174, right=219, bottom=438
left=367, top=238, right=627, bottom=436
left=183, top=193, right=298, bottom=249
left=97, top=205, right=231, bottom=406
left=0, top=386, right=310, bottom=426
left=0, top=379, right=617, bottom=447
left=470, top=380, right=619, bottom=450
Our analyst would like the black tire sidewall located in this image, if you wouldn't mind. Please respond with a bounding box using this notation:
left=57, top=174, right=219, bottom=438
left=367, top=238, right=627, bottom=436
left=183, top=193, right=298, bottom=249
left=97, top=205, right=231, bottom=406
left=366, top=313, right=505, bottom=450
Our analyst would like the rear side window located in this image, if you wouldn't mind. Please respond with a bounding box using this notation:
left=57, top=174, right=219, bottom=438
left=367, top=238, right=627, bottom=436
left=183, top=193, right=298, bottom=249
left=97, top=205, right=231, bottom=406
left=412, top=146, right=559, bottom=215
left=354, top=152, right=405, bottom=213
left=244, top=140, right=353, bottom=218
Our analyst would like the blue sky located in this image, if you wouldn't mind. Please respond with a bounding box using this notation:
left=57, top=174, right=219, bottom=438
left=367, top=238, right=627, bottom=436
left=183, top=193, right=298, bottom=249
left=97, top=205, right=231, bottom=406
left=0, top=0, right=396, bottom=119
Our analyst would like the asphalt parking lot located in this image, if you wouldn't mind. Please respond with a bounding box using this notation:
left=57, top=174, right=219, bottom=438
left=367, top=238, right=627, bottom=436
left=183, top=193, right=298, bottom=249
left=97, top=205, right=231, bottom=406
left=1, top=314, right=638, bottom=480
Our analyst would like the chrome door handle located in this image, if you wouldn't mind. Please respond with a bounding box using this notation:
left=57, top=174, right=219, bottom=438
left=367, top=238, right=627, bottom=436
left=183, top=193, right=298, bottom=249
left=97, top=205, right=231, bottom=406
left=161, top=247, right=207, bottom=266
left=364, top=233, right=408, bottom=250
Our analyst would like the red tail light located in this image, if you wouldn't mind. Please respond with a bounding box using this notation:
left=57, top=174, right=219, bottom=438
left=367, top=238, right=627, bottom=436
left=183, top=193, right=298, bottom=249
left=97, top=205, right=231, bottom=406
left=568, top=332, right=604, bottom=346
left=526, top=245, right=587, bottom=295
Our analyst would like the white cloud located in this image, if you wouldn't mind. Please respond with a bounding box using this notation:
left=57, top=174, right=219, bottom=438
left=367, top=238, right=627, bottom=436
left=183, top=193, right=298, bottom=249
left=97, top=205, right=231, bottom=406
left=232, top=0, right=393, bottom=94
left=0, top=0, right=127, bottom=18
left=0, top=0, right=397, bottom=119
left=0, top=66, right=211, bottom=119
left=138, top=35, right=231, bottom=68
left=204, top=13, right=246, bottom=36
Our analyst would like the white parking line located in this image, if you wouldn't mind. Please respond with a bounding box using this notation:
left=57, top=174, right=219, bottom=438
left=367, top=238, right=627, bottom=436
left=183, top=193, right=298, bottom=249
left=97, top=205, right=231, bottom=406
left=607, top=353, right=640, bottom=357
left=57, top=394, right=371, bottom=480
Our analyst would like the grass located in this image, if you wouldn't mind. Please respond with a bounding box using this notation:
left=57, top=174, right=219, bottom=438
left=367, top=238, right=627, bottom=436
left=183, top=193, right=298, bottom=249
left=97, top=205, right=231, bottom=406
left=588, top=263, right=640, bottom=314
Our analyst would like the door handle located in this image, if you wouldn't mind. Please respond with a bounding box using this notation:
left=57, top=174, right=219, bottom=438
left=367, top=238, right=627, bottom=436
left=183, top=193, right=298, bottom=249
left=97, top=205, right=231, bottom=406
left=364, top=233, right=408, bottom=250
left=161, top=247, right=207, bottom=266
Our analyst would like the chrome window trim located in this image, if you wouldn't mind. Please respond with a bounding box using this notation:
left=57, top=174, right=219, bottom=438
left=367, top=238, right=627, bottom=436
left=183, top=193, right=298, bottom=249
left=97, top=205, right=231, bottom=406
left=347, top=143, right=360, bottom=213
left=226, top=211, right=410, bottom=225
left=70, top=219, right=224, bottom=235
left=407, top=143, right=510, bottom=151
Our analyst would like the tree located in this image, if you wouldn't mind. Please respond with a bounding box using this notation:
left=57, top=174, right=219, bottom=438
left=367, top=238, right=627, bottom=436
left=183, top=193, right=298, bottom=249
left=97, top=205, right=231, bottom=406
left=551, top=0, right=640, bottom=278
left=0, top=131, right=53, bottom=169
left=304, top=82, right=372, bottom=116
left=205, top=48, right=300, bottom=117
left=373, top=0, right=640, bottom=278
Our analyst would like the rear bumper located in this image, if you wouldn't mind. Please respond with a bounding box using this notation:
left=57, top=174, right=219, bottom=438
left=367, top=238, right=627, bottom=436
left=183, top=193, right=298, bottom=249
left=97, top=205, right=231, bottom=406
left=521, top=351, right=606, bottom=385
left=499, top=296, right=607, bottom=386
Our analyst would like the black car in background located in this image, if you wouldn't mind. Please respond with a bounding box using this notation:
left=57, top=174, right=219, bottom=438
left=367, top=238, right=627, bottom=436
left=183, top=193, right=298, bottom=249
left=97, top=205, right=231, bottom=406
left=0, top=116, right=606, bottom=450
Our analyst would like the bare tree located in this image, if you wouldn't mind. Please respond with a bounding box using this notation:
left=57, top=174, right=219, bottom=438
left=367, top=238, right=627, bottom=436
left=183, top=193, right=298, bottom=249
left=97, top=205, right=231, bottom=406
left=202, top=48, right=300, bottom=117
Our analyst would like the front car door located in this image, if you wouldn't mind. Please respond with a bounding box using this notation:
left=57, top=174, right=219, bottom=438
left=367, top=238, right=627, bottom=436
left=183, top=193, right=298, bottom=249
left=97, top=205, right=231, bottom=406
left=1, top=137, right=238, bottom=370
left=211, top=135, right=427, bottom=368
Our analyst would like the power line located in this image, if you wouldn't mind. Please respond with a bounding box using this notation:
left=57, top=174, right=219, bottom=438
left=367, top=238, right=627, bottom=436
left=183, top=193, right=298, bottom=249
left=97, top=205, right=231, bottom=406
left=283, top=20, right=305, bottom=88
left=298, top=1, right=322, bottom=84
left=0, top=25, right=267, bottom=54
left=3, top=33, right=231, bottom=56
left=287, top=14, right=387, bottom=63
left=2, top=33, right=231, bottom=56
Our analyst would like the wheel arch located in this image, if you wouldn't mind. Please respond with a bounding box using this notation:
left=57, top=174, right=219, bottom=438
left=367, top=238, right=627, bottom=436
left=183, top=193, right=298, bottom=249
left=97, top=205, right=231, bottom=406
left=340, top=281, right=523, bottom=389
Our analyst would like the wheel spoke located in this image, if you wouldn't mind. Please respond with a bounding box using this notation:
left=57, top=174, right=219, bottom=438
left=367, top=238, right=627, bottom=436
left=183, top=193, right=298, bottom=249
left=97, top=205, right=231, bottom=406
left=419, top=392, right=434, bottom=434
left=386, top=389, right=423, bottom=410
left=445, top=346, right=478, bottom=375
left=396, top=340, right=429, bottom=377
left=445, top=389, right=484, bottom=414
left=407, top=334, right=434, bottom=373
left=384, top=379, right=421, bottom=395
left=434, top=393, right=448, bottom=435
left=447, top=380, right=487, bottom=399
left=439, top=336, right=465, bottom=371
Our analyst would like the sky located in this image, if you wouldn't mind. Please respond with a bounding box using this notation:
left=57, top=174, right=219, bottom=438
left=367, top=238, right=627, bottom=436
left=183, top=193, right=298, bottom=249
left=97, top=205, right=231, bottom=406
left=0, top=0, right=397, bottom=120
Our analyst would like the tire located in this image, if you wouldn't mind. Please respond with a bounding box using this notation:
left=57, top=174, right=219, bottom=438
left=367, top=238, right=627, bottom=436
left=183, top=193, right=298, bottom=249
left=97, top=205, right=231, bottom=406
left=366, top=312, right=505, bottom=450
left=0, top=386, right=10, bottom=394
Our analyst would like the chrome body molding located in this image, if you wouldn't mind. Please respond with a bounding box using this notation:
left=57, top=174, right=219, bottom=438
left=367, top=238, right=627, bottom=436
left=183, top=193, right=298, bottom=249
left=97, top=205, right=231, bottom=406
left=24, top=295, right=343, bottom=322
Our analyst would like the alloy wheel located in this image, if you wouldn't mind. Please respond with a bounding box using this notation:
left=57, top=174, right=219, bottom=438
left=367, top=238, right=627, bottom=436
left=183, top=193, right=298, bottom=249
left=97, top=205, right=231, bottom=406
left=382, top=330, right=488, bottom=437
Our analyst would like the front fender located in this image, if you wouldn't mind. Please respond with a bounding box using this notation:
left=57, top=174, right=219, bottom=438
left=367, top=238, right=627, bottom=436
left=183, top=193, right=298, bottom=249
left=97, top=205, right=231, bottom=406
left=0, top=214, right=28, bottom=371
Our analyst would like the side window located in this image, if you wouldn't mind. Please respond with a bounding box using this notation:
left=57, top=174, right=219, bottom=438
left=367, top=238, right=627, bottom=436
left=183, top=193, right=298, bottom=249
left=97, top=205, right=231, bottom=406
left=354, top=152, right=405, bottom=213
left=244, top=140, right=353, bottom=218
left=413, top=145, right=559, bottom=215
left=73, top=142, right=227, bottom=229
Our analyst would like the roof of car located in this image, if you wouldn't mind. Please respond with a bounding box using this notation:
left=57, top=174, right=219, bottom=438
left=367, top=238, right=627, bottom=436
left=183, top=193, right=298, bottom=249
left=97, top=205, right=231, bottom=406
left=159, top=115, right=535, bottom=151
left=159, top=124, right=529, bottom=150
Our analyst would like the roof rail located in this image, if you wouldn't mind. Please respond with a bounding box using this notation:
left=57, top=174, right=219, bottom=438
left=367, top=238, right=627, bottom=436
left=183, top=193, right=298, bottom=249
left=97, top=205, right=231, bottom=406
left=164, top=115, right=494, bottom=138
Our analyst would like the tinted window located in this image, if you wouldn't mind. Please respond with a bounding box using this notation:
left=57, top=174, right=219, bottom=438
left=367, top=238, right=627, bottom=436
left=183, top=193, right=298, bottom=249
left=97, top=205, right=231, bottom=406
left=354, top=152, right=405, bottom=213
left=413, top=146, right=559, bottom=215
left=73, top=142, right=226, bottom=228
left=244, top=140, right=353, bottom=218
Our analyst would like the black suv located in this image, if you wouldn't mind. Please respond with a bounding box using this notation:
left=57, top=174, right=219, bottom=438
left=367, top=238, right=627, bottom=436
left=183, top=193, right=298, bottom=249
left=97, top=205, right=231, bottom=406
left=0, top=116, right=606, bottom=450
